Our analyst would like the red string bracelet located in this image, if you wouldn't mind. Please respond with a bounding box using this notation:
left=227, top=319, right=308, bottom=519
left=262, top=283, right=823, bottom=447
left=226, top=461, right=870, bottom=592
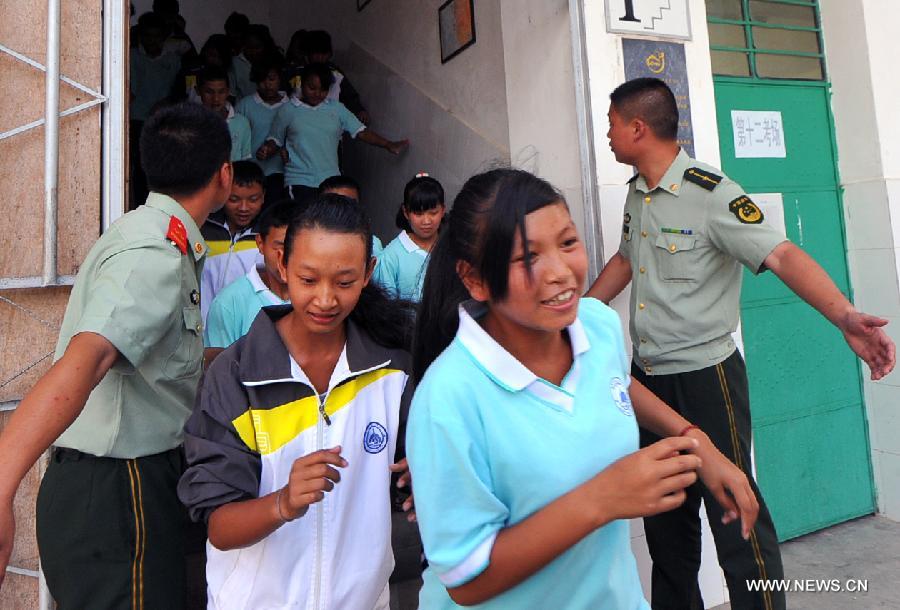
left=679, top=424, right=700, bottom=437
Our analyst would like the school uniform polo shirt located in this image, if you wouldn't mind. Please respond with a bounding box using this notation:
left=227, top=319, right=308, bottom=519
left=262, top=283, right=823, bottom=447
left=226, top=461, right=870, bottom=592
left=53, top=193, right=207, bottom=458
left=266, top=98, right=365, bottom=188
left=407, top=298, right=649, bottom=610
left=619, top=149, right=787, bottom=375
left=204, top=265, right=289, bottom=348
left=225, top=103, right=252, bottom=162
left=228, top=53, right=255, bottom=101
left=235, top=92, right=289, bottom=176
left=129, top=46, right=180, bottom=121
left=372, top=231, right=427, bottom=301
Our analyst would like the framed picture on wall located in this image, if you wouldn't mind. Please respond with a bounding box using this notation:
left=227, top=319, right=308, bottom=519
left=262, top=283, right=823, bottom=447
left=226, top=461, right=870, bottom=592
left=357, top=0, right=372, bottom=11
left=439, top=0, right=476, bottom=64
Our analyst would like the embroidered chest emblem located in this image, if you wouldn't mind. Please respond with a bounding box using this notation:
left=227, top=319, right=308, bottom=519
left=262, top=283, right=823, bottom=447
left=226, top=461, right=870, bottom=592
left=610, top=378, right=633, bottom=416
left=363, top=422, right=388, bottom=454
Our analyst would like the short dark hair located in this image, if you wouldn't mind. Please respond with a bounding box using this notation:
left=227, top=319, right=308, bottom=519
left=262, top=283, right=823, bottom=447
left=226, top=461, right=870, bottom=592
left=318, top=175, right=360, bottom=196
left=305, top=30, right=333, bottom=56
left=396, top=175, right=444, bottom=231
left=256, top=199, right=298, bottom=237
left=140, top=103, right=231, bottom=197
left=232, top=160, right=265, bottom=188
left=137, top=11, right=165, bottom=33
left=198, top=66, right=229, bottom=88
left=224, top=12, right=249, bottom=34
left=200, top=34, right=233, bottom=71
left=152, top=0, right=178, bottom=15
left=610, top=77, right=679, bottom=141
left=250, top=53, right=284, bottom=84
left=300, top=62, right=335, bottom=90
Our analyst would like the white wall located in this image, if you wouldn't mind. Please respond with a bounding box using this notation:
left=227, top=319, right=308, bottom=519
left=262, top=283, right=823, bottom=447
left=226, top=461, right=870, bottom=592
left=821, top=0, right=900, bottom=521
left=581, top=1, right=731, bottom=606
left=265, top=0, right=511, bottom=240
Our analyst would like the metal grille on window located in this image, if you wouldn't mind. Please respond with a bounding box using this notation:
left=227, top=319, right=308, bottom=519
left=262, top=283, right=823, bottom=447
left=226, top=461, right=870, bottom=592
left=706, top=0, right=825, bottom=80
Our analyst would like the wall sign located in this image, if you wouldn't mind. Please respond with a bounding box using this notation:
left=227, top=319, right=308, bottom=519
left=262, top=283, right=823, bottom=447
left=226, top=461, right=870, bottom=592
left=606, top=0, right=692, bottom=40
left=750, top=193, right=786, bottom=237
left=731, top=110, right=786, bottom=158
left=623, top=39, right=695, bottom=157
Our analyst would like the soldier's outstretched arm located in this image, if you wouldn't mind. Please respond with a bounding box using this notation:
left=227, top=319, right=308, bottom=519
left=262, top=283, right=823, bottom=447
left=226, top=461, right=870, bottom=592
left=764, top=241, right=895, bottom=380
left=0, top=332, right=118, bottom=589
left=586, top=252, right=632, bottom=304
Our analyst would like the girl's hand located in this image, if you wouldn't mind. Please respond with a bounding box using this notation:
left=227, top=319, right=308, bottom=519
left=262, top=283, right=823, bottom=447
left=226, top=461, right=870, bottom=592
left=389, top=457, right=416, bottom=522
left=280, top=446, right=348, bottom=521
left=686, top=429, right=759, bottom=540
left=256, top=141, right=278, bottom=160
left=589, top=436, right=702, bottom=521
left=280, top=147, right=290, bottom=163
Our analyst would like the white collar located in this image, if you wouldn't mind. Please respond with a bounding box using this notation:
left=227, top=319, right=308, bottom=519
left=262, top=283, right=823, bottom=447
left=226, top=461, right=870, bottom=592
left=224, top=102, right=235, bottom=119
left=247, top=266, right=287, bottom=303
left=455, top=300, right=590, bottom=410
left=398, top=231, right=428, bottom=257
left=289, top=96, right=330, bottom=109
left=253, top=91, right=288, bottom=109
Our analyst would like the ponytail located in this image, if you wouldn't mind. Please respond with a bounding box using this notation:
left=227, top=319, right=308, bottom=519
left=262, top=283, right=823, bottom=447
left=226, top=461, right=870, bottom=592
left=352, top=281, right=416, bottom=351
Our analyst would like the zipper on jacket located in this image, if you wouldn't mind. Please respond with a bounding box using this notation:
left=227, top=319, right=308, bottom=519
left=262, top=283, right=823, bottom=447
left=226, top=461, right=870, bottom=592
left=314, top=393, right=326, bottom=608
left=318, top=394, right=332, bottom=426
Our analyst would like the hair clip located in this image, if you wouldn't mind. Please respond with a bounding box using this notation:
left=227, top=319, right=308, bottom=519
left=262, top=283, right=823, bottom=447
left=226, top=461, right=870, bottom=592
left=415, top=172, right=430, bottom=178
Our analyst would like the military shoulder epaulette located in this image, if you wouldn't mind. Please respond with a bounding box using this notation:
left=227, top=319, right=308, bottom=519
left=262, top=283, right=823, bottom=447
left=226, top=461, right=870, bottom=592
left=683, top=167, right=722, bottom=191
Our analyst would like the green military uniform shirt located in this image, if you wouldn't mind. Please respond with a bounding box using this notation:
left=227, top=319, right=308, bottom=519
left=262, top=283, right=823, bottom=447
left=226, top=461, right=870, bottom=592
left=54, top=193, right=208, bottom=458
left=618, top=149, right=786, bottom=375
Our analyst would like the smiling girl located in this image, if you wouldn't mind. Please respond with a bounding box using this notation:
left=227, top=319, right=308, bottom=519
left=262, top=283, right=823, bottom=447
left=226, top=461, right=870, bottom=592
left=407, top=169, right=760, bottom=609
left=179, top=194, right=416, bottom=610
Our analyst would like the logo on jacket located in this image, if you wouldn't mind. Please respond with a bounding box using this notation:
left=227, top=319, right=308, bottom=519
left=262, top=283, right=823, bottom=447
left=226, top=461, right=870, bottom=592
left=610, top=377, right=633, bottom=416
left=363, top=422, right=388, bottom=454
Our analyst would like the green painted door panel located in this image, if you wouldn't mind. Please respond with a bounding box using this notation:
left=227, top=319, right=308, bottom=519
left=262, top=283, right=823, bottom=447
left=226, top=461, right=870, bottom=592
left=714, top=80, right=874, bottom=540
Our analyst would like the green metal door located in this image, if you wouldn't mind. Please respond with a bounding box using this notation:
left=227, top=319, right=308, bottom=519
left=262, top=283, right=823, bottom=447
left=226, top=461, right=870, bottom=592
left=706, top=0, right=874, bottom=540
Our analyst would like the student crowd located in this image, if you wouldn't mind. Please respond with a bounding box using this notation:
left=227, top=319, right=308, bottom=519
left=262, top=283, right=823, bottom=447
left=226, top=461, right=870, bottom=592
left=0, top=5, right=894, bottom=609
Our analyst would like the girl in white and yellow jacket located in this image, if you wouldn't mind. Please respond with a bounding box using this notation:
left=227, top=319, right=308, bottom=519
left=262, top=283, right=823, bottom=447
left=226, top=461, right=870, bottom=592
left=179, top=194, right=416, bottom=610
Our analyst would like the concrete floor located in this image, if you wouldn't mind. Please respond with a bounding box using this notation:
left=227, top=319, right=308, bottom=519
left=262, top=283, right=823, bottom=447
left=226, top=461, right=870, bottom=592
left=712, top=514, right=900, bottom=609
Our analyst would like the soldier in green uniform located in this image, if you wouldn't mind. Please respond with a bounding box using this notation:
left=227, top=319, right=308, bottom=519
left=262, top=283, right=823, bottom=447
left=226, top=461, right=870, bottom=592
left=588, top=78, right=895, bottom=610
left=0, top=103, right=233, bottom=609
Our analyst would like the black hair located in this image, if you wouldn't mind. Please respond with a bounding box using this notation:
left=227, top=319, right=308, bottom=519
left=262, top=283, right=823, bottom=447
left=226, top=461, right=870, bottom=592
left=250, top=53, right=285, bottom=84
left=305, top=30, right=333, bottom=56
left=140, top=103, right=231, bottom=197
left=412, top=169, right=564, bottom=381
left=395, top=175, right=445, bottom=231
left=300, top=62, right=335, bottom=91
left=256, top=198, right=298, bottom=237
left=283, top=194, right=416, bottom=350
left=246, top=24, right=275, bottom=48
left=152, top=0, right=178, bottom=15
left=224, top=12, right=249, bottom=34
left=287, top=29, right=309, bottom=63
left=232, top=160, right=265, bottom=188
left=137, top=11, right=166, bottom=33
left=198, top=66, right=229, bottom=88
left=609, top=77, right=679, bottom=141
left=200, top=34, right=233, bottom=71
left=318, top=175, right=360, bottom=197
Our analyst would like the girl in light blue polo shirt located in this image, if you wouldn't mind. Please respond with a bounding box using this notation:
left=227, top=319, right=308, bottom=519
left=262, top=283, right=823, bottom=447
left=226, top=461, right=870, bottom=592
left=407, top=169, right=761, bottom=609
left=374, top=174, right=445, bottom=301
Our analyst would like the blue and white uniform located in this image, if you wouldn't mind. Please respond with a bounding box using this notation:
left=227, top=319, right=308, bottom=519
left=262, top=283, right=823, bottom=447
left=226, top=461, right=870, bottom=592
left=266, top=98, right=365, bottom=188
left=407, top=298, right=650, bottom=610
left=373, top=231, right=427, bottom=301
left=224, top=103, right=252, bottom=162
left=204, top=265, right=289, bottom=348
left=235, top=92, right=289, bottom=176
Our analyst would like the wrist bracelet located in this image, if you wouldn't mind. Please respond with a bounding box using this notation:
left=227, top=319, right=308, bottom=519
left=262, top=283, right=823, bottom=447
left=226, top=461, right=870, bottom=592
left=679, top=424, right=700, bottom=437
left=276, top=487, right=293, bottom=523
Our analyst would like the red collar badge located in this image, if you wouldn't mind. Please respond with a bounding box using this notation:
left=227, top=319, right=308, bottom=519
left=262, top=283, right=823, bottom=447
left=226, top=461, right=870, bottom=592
left=166, top=216, right=189, bottom=255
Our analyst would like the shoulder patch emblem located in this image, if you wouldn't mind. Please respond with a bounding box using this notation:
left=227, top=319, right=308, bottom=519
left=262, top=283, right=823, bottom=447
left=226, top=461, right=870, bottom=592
left=166, top=216, right=188, bottom=255
left=683, top=167, right=722, bottom=191
left=728, top=196, right=764, bottom=224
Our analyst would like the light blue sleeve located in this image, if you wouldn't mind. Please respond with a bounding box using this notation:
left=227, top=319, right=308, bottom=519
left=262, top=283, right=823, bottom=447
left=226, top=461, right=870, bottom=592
left=371, top=235, right=384, bottom=260
left=372, top=246, right=400, bottom=297
left=204, top=292, right=239, bottom=348
left=407, top=374, right=510, bottom=588
left=267, top=104, right=292, bottom=146
left=336, top=101, right=365, bottom=138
